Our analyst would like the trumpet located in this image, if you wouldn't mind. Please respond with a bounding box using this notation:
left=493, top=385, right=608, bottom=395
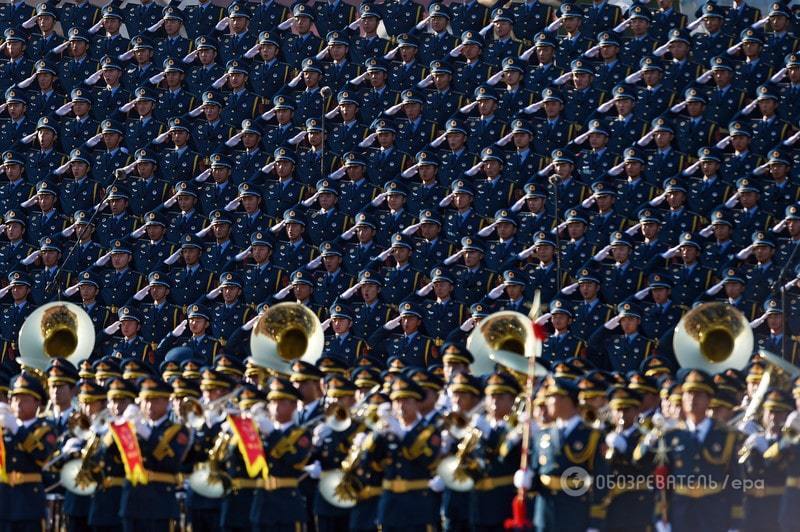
left=437, top=426, right=483, bottom=491
left=318, top=431, right=369, bottom=508
left=60, top=409, right=112, bottom=496
left=443, top=404, right=486, bottom=440
left=180, top=387, right=243, bottom=430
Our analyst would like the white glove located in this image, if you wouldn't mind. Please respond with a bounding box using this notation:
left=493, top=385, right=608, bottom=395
left=171, top=320, right=188, bottom=337
left=353, top=432, right=367, bottom=449
left=643, top=431, right=660, bottom=448
left=785, top=411, right=800, bottom=433
left=381, top=415, right=403, bottom=436
left=121, top=404, right=140, bottom=421
left=313, top=422, right=332, bottom=444
left=655, top=522, right=672, bottom=532
left=256, top=415, right=274, bottom=435
left=473, top=415, right=491, bottom=435
left=134, top=418, right=152, bottom=439
left=303, top=460, right=322, bottom=479
left=63, top=437, right=84, bottom=454
left=428, top=475, right=445, bottom=492
left=204, top=408, right=226, bottom=428
left=745, top=434, right=769, bottom=453
left=738, top=419, right=760, bottom=436
left=605, top=432, right=627, bottom=453
left=513, top=468, right=533, bottom=489
left=587, top=528, right=601, bottom=532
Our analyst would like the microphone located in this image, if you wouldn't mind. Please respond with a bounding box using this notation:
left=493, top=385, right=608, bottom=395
left=320, top=86, right=332, bottom=97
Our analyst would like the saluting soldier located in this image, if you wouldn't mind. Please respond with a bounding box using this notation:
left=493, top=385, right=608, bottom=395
left=58, top=149, right=102, bottom=216
left=313, top=242, right=355, bottom=309
left=202, top=210, right=240, bottom=273
left=368, top=300, right=437, bottom=366
left=155, top=303, right=221, bottom=363
left=328, top=92, right=370, bottom=159
left=94, top=186, right=137, bottom=250
left=74, top=271, right=110, bottom=336
left=279, top=4, right=324, bottom=67
left=569, top=267, right=615, bottom=342
left=61, top=210, right=104, bottom=274
left=30, top=237, right=73, bottom=306
left=322, top=303, right=367, bottom=366
left=640, top=272, right=685, bottom=340
left=90, top=120, right=131, bottom=189
left=99, top=239, right=144, bottom=313
left=133, top=212, right=175, bottom=276
left=0, top=272, right=36, bottom=347
left=170, top=234, right=216, bottom=309
left=102, top=305, right=153, bottom=360
left=351, top=270, right=395, bottom=340
left=138, top=272, right=184, bottom=346
left=588, top=302, right=655, bottom=372
left=420, top=267, right=467, bottom=346
left=165, top=181, right=207, bottom=244
left=272, top=209, right=318, bottom=275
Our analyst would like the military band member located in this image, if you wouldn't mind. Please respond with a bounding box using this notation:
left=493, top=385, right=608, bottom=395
left=250, top=377, right=313, bottom=531
left=119, top=377, right=190, bottom=531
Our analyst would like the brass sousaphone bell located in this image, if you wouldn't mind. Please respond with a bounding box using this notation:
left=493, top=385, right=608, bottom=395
left=467, top=310, right=549, bottom=377
left=18, top=301, right=96, bottom=372
left=249, top=302, right=324, bottom=375
left=672, top=302, right=753, bottom=373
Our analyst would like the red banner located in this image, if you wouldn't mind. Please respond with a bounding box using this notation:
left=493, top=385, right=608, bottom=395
left=110, top=421, right=148, bottom=486
left=0, top=427, right=6, bottom=484
left=228, top=414, right=267, bottom=479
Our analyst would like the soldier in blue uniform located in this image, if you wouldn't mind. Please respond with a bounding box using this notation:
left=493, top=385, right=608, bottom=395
left=387, top=33, right=428, bottom=91
left=123, top=87, right=165, bottom=153
left=279, top=4, right=323, bottom=67
left=30, top=236, right=73, bottom=305
left=2, top=373, right=58, bottom=532
left=669, top=232, right=716, bottom=306
left=0, top=89, right=36, bottom=148
left=272, top=209, right=317, bottom=275
left=88, top=119, right=129, bottom=188
left=56, top=28, right=98, bottom=94
left=418, top=266, right=467, bottom=346
left=393, top=89, right=439, bottom=156
left=313, top=0, right=357, bottom=39
left=555, top=4, right=595, bottom=68
left=202, top=210, right=240, bottom=273
left=604, top=84, right=649, bottom=155
left=91, top=6, right=129, bottom=62
left=635, top=368, right=744, bottom=532
left=560, top=209, right=597, bottom=277
left=0, top=211, right=35, bottom=274
left=534, top=89, right=581, bottom=157
left=133, top=212, right=175, bottom=275
left=327, top=91, right=369, bottom=158
left=220, top=60, right=261, bottom=127
left=658, top=177, right=703, bottom=245
left=761, top=149, right=800, bottom=217
left=26, top=180, right=68, bottom=246
left=263, top=147, right=308, bottom=217
left=451, top=31, right=494, bottom=98
left=349, top=270, right=394, bottom=340
left=539, top=298, right=584, bottom=363
left=26, top=60, right=66, bottom=122
left=435, top=119, right=479, bottom=187
left=702, top=55, right=747, bottom=130
left=193, top=90, right=234, bottom=156
left=199, top=153, right=238, bottom=216
left=585, top=182, right=629, bottom=244
left=322, top=302, right=367, bottom=364
left=216, top=3, right=256, bottom=64
left=500, top=118, right=541, bottom=185
left=748, top=84, right=792, bottom=155
left=640, top=271, right=685, bottom=340
left=313, top=241, right=355, bottom=309
left=483, top=209, right=524, bottom=273
left=90, top=57, right=129, bottom=125
left=25, top=117, right=66, bottom=186
left=686, top=146, right=733, bottom=215
left=165, top=181, right=207, bottom=244
left=185, top=37, right=225, bottom=96
left=103, top=305, right=154, bottom=360
left=153, top=62, right=197, bottom=125
left=206, top=271, right=251, bottom=342
left=596, top=231, right=644, bottom=305
left=152, top=8, right=190, bottom=67
left=58, top=148, right=102, bottom=215
left=693, top=3, right=736, bottom=67
left=613, top=146, right=656, bottom=218
left=137, top=271, right=183, bottom=346
left=374, top=232, right=421, bottom=304
left=99, top=239, right=144, bottom=313
left=28, top=3, right=63, bottom=60
left=240, top=230, right=288, bottom=307
left=94, top=185, right=137, bottom=249
left=249, top=377, right=313, bottom=531
left=62, top=209, right=104, bottom=273
left=731, top=178, right=773, bottom=247
left=348, top=2, right=392, bottom=65
left=442, top=179, right=485, bottom=244
left=452, top=236, right=497, bottom=306
left=472, top=146, right=518, bottom=217
left=339, top=212, right=380, bottom=275
left=183, top=0, right=225, bottom=37
left=0, top=28, right=34, bottom=95
left=463, top=85, right=507, bottom=154
left=591, top=30, right=631, bottom=95
left=296, top=120, right=340, bottom=187
left=642, top=116, right=686, bottom=186
left=359, top=57, right=399, bottom=126
left=118, top=376, right=190, bottom=530
left=248, top=31, right=291, bottom=99
left=260, top=95, right=301, bottom=155
left=743, top=231, right=780, bottom=304
left=363, top=119, right=410, bottom=187
left=563, top=58, right=608, bottom=127
left=369, top=298, right=438, bottom=365
left=123, top=36, right=159, bottom=93
left=230, top=182, right=274, bottom=248
left=321, top=30, right=361, bottom=94
left=170, top=234, right=216, bottom=309
left=524, top=31, right=564, bottom=95
left=231, top=121, right=270, bottom=183
left=0, top=151, right=36, bottom=216
left=0, top=271, right=35, bottom=346
left=290, top=58, right=334, bottom=127
left=155, top=303, right=221, bottom=363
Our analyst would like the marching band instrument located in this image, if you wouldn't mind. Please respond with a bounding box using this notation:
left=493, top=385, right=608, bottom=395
left=60, top=409, right=112, bottom=496
left=323, top=403, right=352, bottom=433
left=672, top=302, right=753, bottom=373
left=188, top=430, right=232, bottom=499
left=437, top=426, right=482, bottom=491
left=467, top=310, right=548, bottom=377
left=18, top=302, right=95, bottom=372
left=179, top=387, right=243, bottom=430
left=249, top=302, right=324, bottom=375
left=318, top=439, right=362, bottom=509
